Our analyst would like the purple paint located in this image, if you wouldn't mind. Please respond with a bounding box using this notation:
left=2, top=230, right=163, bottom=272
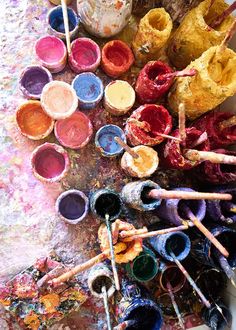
left=56, top=189, right=89, bottom=224
left=19, top=65, right=52, bottom=99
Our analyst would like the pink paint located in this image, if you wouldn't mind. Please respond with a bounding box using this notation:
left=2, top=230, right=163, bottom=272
left=55, top=111, right=93, bottom=149
left=31, top=143, right=70, bottom=183
left=69, top=38, right=101, bottom=73
left=35, top=35, right=67, bottom=73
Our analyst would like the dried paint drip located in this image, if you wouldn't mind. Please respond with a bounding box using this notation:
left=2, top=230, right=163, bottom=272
left=56, top=189, right=89, bottom=224
left=95, top=125, right=126, bottom=157
left=72, top=73, right=104, bottom=110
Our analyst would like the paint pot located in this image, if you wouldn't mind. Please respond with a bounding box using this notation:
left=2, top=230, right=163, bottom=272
left=88, top=263, right=115, bottom=299
left=117, top=277, right=163, bottom=330
left=206, top=186, right=236, bottom=225
left=35, top=35, right=67, bottom=73
left=158, top=264, right=186, bottom=294
left=69, top=38, right=101, bottom=74
left=195, top=268, right=227, bottom=299
left=77, top=0, right=132, bottom=38
left=19, top=65, right=52, bottom=99
left=56, top=189, right=89, bottom=224
left=104, top=80, right=135, bottom=116
left=41, top=81, right=78, bottom=120
left=54, top=111, right=93, bottom=149
left=72, top=73, right=103, bottom=110
left=149, top=232, right=191, bottom=262
left=95, top=124, right=126, bottom=158
left=31, top=142, right=70, bottom=183
left=121, top=180, right=161, bottom=211
left=125, top=104, right=172, bottom=146
left=126, top=246, right=158, bottom=282
left=47, top=5, right=79, bottom=40
left=101, top=40, right=134, bottom=78
left=156, top=188, right=206, bottom=226
left=202, top=301, right=232, bottom=330
left=16, top=101, right=54, bottom=140
left=90, top=189, right=122, bottom=221
left=121, top=146, right=159, bottom=178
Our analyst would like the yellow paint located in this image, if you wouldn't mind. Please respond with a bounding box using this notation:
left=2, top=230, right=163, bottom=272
left=40, top=293, right=60, bottom=313
left=106, top=81, right=135, bottom=109
left=133, top=148, right=154, bottom=172
left=24, top=312, right=40, bottom=330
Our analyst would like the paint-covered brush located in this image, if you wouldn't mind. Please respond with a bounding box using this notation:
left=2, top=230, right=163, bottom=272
left=61, top=0, right=71, bottom=54
left=167, top=282, right=185, bottom=329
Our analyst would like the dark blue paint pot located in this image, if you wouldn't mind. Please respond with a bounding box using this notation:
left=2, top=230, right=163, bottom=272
left=72, top=73, right=104, bottom=110
left=47, top=5, right=79, bottom=40
left=95, top=124, right=126, bottom=157
left=56, top=189, right=89, bottom=224
left=202, top=301, right=232, bottom=330
left=90, top=189, right=122, bottom=221
left=149, top=231, right=191, bottom=262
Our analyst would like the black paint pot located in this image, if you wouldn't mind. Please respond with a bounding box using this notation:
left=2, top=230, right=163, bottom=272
left=202, top=301, right=232, bottom=330
left=195, top=268, right=227, bottom=299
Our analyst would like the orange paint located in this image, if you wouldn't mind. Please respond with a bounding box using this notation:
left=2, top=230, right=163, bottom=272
left=24, top=312, right=40, bottom=330
left=40, top=293, right=60, bottom=313
left=16, top=101, right=54, bottom=140
left=103, top=26, right=112, bottom=36
left=115, top=0, right=123, bottom=10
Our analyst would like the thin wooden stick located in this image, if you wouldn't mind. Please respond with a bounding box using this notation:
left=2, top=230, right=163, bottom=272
left=114, top=137, right=139, bottom=159
left=61, top=0, right=71, bottom=54
left=154, top=68, right=196, bottom=84
left=147, top=188, right=232, bottom=201
left=210, top=1, right=236, bottom=28
left=215, top=251, right=236, bottom=288
left=218, top=19, right=236, bottom=52
left=178, top=103, right=186, bottom=146
left=191, top=132, right=208, bottom=148
left=184, top=149, right=236, bottom=165
left=218, top=115, right=236, bottom=131
left=181, top=204, right=229, bottom=258
left=119, top=227, right=148, bottom=238
left=169, top=250, right=211, bottom=308
left=105, top=213, right=120, bottom=291
left=102, top=286, right=112, bottom=330
left=167, top=282, right=185, bottom=329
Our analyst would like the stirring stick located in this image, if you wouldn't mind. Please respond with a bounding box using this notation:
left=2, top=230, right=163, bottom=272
left=184, top=149, right=236, bottom=165
left=169, top=250, right=211, bottom=308
left=114, top=137, right=139, bottom=159
left=218, top=115, right=236, bottom=131
left=119, top=227, right=148, bottom=238
left=178, top=103, right=186, bottom=146
left=147, top=189, right=232, bottom=201
left=218, top=19, right=236, bottom=52
left=167, top=282, right=185, bottom=329
left=105, top=213, right=120, bottom=291
left=214, top=250, right=236, bottom=288
left=61, top=0, right=71, bottom=54
left=102, top=285, right=112, bottom=330
left=154, top=68, right=197, bottom=84
left=191, top=132, right=208, bottom=148
left=181, top=204, right=229, bottom=258
left=210, top=1, right=236, bottom=28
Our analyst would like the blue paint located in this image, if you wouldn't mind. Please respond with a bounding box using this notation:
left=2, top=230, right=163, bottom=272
left=72, top=73, right=104, bottom=110
left=95, top=125, right=126, bottom=157
left=48, top=6, right=79, bottom=39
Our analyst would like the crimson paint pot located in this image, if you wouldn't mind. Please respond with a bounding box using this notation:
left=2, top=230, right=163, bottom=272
left=31, top=143, right=70, bottom=183
left=101, top=40, right=134, bottom=78
left=69, top=38, right=101, bottom=73
left=16, top=101, right=54, bottom=140
left=54, top=111, right=93, bottom=149
left=35, top=35, right=67, bottom=73
left=158, top=263, right=186, bottom=294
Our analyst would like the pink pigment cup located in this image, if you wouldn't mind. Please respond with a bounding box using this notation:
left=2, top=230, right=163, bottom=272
left=69, top=38, right=101, bottom=73
left=31, top=142, right=70, bottom=183
left=35, top=35, right=67, bottom=73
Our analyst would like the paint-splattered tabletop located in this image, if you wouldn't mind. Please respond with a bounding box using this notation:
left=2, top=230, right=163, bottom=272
left=0, top=1, right=203, bottom=329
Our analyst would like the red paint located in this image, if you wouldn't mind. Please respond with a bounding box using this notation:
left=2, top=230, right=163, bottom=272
left=101, top=40, right=134, bottom=78
left=135, top=61, right=173, bottom=103
left=55, top=111, right=93, bottom=149
left=125, top=104, right=172, bottom=146
left=160, top=127, right=210, bottom=170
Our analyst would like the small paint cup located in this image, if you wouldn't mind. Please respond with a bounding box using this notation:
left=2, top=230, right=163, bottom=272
left=31, top=142, right=70, bottom=183
left=69, top=38, right=101, bottom=74
left=195, top=268, right=227, bottom=299
left=90, top=189, right=122, bottom=222
left=19, top=65, right=52, bottom=99
left=55, top=111, right=93, bottom=149
left=158, top=264, right=186, bottom=294
left=88, top=263, right=115, bottom=299
left=95, top=124, right=126, bottom=158
left=56, top=189, right=89, bottom=224
left=16, top=101, right=54, bottom=140
left=101, top=40, right=134, bottom=78
left=104, top=80, right=135, bottom=116
left=35, top=35, right=67, bottom=73
left=72, top=73, right=104, bottom=110
left=202, top=302, right=232, bottom=330
left=126, top=246, right=159, bottom=282
left=121, top=145, right=159, bottom=178
left=47, top=5, right=79, bottom=40
left=149, top=232, right=191, bottom=262
left=41, top=81, right=78, bottom=120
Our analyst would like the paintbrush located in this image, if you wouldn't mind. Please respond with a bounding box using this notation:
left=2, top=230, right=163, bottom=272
left=61, top=0, right=71, bottom=54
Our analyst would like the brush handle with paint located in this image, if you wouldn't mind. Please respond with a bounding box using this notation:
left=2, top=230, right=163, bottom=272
left=214, top=250, right=236, bottom=288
